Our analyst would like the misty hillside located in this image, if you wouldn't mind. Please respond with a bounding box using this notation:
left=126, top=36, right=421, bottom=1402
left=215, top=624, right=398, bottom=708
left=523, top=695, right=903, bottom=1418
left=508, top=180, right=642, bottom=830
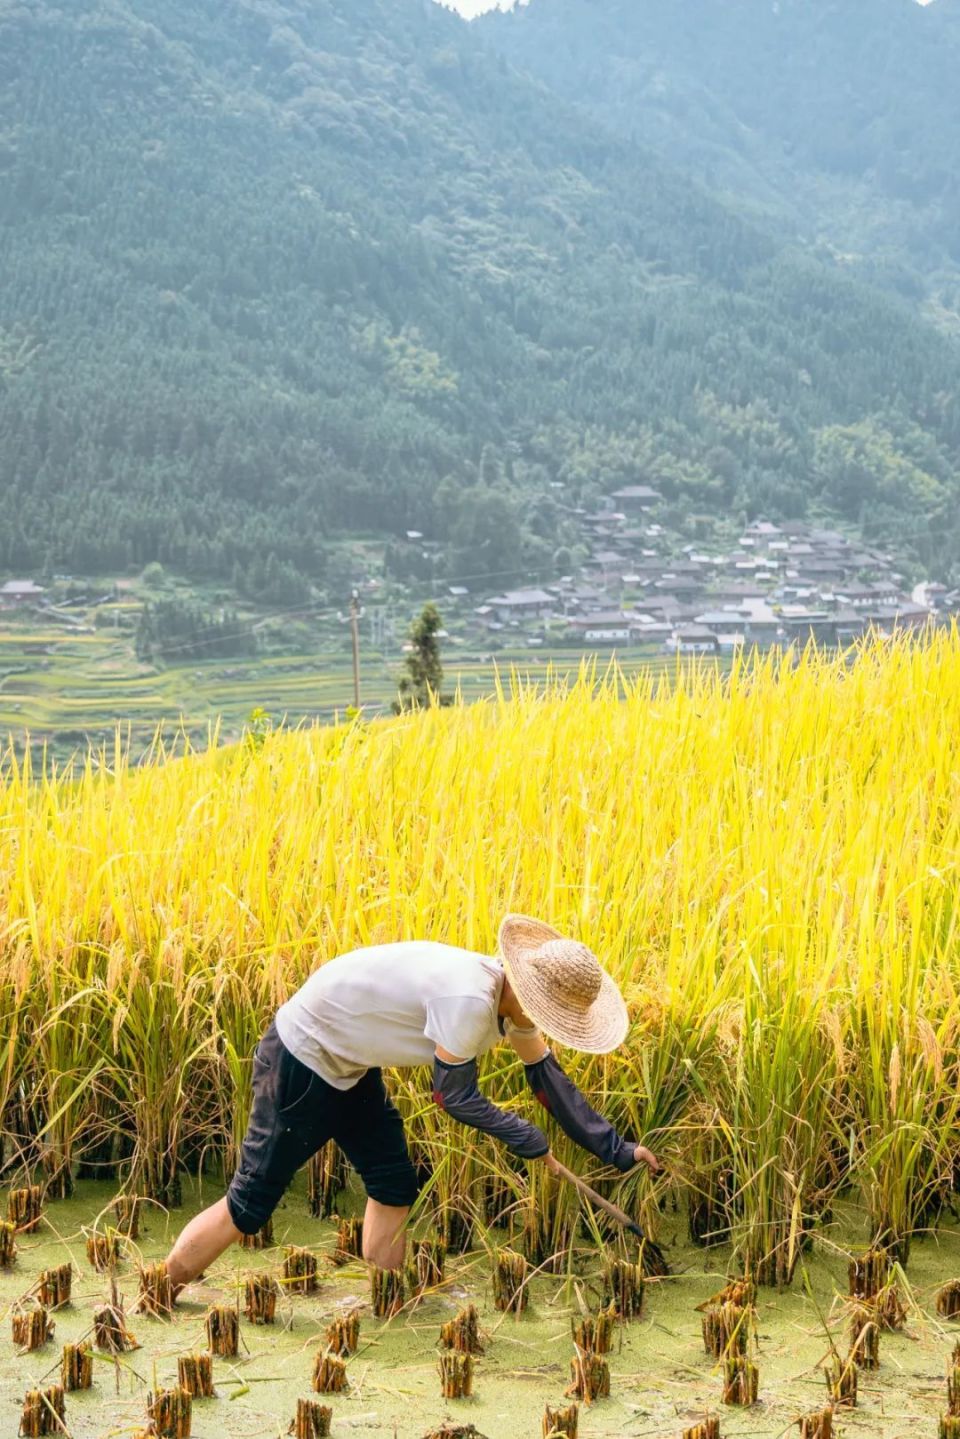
left=1, top=0, right=959, bottom=589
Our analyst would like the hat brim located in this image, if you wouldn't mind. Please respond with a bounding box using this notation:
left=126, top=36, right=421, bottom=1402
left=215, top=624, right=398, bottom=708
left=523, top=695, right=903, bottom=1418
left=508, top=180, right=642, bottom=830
left=498, top=914, right=629, bottom=1054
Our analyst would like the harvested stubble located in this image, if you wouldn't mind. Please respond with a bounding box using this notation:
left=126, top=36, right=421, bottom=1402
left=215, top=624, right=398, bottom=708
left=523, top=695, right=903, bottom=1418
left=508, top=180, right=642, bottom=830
left=308, top=1140, right=347, bottom=1219
left=111, top=1194, right=140, bottom=1238
left=12, top=1305, right=53, bottom=1350
left=438, top=1349, right=473, bottom=1399
left=602, top=1257, right=643, bottom=1320
left=135, top=1260, right=173, bottom=1316
left=61, top=1341, right=93, bottom=1391
left=371, top=1266, right=405, bottom=1318
left=682, top=1419, right=720, bottom=1439
left=284, top=1246, right=320, bottom=1295
left=239, top=1218, right=273, bottom=1250
left=798, top=1407, right=833, bottom=1439
left=8, top=1185, right=43, bottom=1233
left=147, top=1386, right=192, bottom=1439
left=205, top=1304, right=239, bottom=1356
left=543, top=1402, right=579, bottom=1438
left=326, top=1307, right=360, bottom=1357
left=566, top=1348, right=609, bottom=1403
left=939, top=1282, right=960, bottom=1319
left=440, top=1303, right=483, bottom=1355
left=571, top=1306, right=615, bottom=1356
left=875, top=1281, right=907, bottom=1331
left=86, top=1229, right=120, bottom=1271
left=849, top=1303, right=880, bottom=1369
left=19, top=1385, right=66, bottom=1436
left=492, top=1249, right=528, bottom=1314
left=0, top=1217, right=16, bottom=1266
left=334, top=1217, right=363, bottom=1265
left=848, top=1248, right=888, bottom=1301
left=722, top=1356, right=759, bottom=1406
left=290, top=1398, right=332, bottom=1439
left=825, top=1355, right=857, bottom=1408
left=93, top=1287, right=137, bottom=1353
left=312, top=1350, right=348, bottom=1394
left=421, top=1427, right=482, bottom=1439
left=948, top=1365, right=960, bottom=1418
left=245, top=1271, right=279, bottom=1323
left=38, top=1264, right=72, bottom=1308
left=178, top=1354, right=214, bottom=1399
left=941, top=1419, right=960, bottom=1439
left=407, top=1238, right=446, bottom=1297
left=701, top=1300, right=755, bottom=1359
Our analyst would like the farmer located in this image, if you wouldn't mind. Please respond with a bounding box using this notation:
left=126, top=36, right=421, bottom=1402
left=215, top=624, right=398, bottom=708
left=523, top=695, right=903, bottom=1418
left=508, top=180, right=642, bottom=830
left=165, top=915, right=659, bottom=1293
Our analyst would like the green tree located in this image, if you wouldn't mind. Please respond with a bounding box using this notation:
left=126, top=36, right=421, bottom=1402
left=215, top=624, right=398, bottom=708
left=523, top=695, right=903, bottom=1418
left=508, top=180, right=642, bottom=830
left=394, top=603, right=449, bottom=712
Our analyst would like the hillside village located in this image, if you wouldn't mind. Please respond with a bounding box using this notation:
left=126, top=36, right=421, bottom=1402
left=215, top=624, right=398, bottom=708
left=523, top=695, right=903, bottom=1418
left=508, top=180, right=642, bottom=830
left=448, top=490, right=959, bottom=656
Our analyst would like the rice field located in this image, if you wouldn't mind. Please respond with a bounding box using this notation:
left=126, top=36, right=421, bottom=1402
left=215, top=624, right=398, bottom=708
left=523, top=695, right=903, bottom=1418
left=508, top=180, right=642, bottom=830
left=2, top=629, right=960, bottom=1437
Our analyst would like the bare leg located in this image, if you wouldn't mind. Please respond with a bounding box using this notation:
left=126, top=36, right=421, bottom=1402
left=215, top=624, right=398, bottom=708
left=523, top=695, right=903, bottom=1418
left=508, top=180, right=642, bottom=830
left=165, top=1196, right=243, bottom=1296
left=361, top=1198, right=410, bottom=1270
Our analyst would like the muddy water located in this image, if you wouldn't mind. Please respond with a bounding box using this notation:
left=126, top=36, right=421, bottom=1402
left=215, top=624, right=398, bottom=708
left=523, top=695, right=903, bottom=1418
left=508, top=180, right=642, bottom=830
left=0, top=1175, right=957, bottom=1438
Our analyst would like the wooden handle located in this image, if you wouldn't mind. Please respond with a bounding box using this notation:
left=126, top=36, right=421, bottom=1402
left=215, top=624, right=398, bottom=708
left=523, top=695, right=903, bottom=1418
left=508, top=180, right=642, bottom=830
left=549, top=1157, right=641, bottom=1234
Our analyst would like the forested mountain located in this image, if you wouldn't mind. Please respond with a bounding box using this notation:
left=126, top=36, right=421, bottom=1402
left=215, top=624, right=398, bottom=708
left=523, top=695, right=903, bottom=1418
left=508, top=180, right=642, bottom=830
left=485, top=0, right=960, bottom=300
left=1, top=0, right=959, bottom=588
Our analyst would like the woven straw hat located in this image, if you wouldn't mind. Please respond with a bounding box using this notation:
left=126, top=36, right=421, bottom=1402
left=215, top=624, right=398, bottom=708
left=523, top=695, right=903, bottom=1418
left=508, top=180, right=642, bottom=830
left=498, top=914, right=629, bottom=1054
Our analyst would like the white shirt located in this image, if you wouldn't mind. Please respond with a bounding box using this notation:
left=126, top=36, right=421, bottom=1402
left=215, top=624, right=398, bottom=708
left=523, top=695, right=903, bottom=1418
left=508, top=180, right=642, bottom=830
left=274, top=941, right=505, bottom=1090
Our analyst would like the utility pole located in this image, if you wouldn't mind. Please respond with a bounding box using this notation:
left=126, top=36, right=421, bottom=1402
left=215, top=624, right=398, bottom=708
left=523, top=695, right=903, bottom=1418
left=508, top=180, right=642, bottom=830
left=338, top=588, right=364, bottom=712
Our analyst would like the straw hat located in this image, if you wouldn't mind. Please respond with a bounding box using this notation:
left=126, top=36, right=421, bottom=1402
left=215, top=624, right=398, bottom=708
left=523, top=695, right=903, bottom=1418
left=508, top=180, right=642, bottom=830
left=498, top=915, right=629, bottom=1054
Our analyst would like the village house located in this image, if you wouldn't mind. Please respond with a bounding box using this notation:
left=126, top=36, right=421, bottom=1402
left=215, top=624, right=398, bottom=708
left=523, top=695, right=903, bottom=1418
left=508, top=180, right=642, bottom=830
left=609, top=485, right=661, bottom=513
left=0, top=580, right=45, bottom=606
left=666, top=624, right=720, bottom=655
left=484, top=588, right=555, bottom=623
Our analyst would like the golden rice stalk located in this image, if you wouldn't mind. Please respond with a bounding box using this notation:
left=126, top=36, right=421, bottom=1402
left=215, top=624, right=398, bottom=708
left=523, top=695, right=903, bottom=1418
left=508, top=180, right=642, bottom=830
left=325, top=1307, right=360, bottom=1357
left=948, top=1365, right=960, bottom=1419
left=19, top=1385, right=66, bottom=1436
left=722, top=1356, right=758, bottom=1406
left=682, top=1419, right=720, bottom=1439
left=289, top=1398, right=332, bottom=1438
left=492, top=1249, right=528, bottom=1314
left=798, top=1408, right=833, bottom=1439
left=571, top=1305, right=615, bottom=1356
left=38, top=1263, right=72, bottom=1308
left=86, top=1229, right=120, bottom=1271
left=135, top=1260, right=173, bottom=1317
left=178, top=1353, right=214, bottom=1399
left=205, top=1304, right=239, bottom=1356
left=61, top=1341, right=93, bottom=1391
left=602, top=1257, right=644, bottom=1320
left=8, top=1185, right=43, bottom=1233
left=543, top=1402, right=579, bottom=1438
left=0, top=1218, right=16, bottom=1267
left=438, top=1349, right=473, bottom=1399
left=566, top=1348, right=609, bottom=1403
left=239, top=1218, right=273, bottom=1250
left=245, top=1271, right=279, bottom=1323
left=283, top=1246, right=319, bottom=1295
left=12, top=1304, right=53, bottom=1351
left=307, top=1140, right=348, bottom=1219
left=370, top=1266, right=405, bottom=1318
left=824, top=1354, right=857, bottom=1408
left=849, top=1303, right=880, bottom=1369
left=111, top=1194, right=140, bottom=1238
left=312, top=1350, right=348, bottom=1394
left=146, top=1385, right=192, bottom=1438
left=333, top=1216, right=363, bottom=1266
left=407, top=1238, right=446, bottom=1300
left=440, top=1303, right=483, bottom=1355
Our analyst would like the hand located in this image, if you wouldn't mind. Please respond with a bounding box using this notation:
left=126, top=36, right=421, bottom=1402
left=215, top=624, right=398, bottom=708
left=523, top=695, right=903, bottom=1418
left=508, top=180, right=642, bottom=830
left=532, top=1151, right=562, bottom=1175
left=633, top=1144, right=660, bottom=1174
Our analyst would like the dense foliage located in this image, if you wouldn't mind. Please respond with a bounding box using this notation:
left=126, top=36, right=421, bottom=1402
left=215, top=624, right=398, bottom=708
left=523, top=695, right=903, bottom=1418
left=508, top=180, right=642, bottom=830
left=1, top=0, right=959, bottom=583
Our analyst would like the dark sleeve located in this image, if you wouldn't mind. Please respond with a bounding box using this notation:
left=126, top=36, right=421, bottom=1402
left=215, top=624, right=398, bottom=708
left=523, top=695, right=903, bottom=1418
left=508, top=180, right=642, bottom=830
left=524, top=1051, right=635, bottom=1172
left=433, top=1056, right=549, bottom=1160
